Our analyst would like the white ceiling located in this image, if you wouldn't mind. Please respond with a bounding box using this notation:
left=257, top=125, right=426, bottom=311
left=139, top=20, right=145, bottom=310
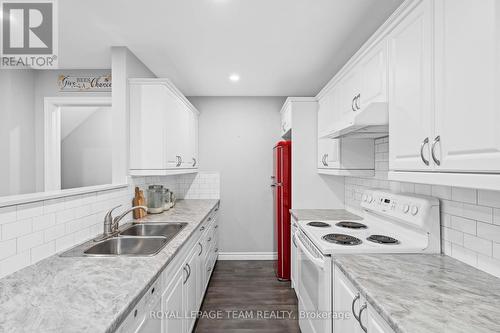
left=59, top=0, right=403, bottom=96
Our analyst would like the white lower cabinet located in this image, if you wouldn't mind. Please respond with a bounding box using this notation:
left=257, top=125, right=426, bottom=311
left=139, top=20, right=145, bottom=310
left=162, top=267, right=185, bottom=333
left=117, top=206, right=219, bottom=333
left=333, top=266, right=394, bottom=333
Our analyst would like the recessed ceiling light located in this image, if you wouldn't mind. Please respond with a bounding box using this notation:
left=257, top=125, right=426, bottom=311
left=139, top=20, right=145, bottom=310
left=229, top=74, right=240, bottom=82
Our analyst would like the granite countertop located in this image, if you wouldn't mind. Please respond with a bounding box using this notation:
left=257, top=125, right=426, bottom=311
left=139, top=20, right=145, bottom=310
left=334, top=254, right=500, bottom=333
left=289, top=208, right=362, bottom=222
left=0, top=199, right=219, bottom=333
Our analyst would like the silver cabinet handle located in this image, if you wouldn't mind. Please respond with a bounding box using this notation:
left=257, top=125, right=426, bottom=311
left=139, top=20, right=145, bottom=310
left=192, top=157, right=197, bottom=167
left=324, top=154, right=329, bottom=167
left=431, top=135, right=441, bottom=166
left=175, top=156, right=182, bottom=167
left=420, top=137, right=430, bottom=166
left=215, top=248, right=218, bottom=253
left=183, top=265, right=189, bottom=284
left=352, top=293, right=361, bottom=322
left=358, top=303, right=368, bottom=332
left=352, top=95, right=357, bottom=111
left=208, top=237, right=212, bottom=242
left=198, top=242, right=203, bottom=256
left=355, top=94, right=361, bottom=110
left=214, top=225, right=218, bottom=229
left=292, top=234, right=297, bottom=248
left=200, top=226, right=205, bottom=231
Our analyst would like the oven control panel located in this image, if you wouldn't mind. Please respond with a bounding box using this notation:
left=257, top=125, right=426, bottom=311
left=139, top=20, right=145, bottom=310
left=361, top=189, right=439, bottom=230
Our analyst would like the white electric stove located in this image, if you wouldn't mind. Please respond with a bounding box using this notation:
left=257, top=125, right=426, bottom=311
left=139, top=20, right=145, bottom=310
left=294, top=189, right=440, bottom=333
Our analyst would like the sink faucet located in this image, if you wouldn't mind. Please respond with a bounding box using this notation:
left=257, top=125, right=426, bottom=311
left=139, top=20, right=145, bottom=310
left=96, top=205, right=148, bottom=241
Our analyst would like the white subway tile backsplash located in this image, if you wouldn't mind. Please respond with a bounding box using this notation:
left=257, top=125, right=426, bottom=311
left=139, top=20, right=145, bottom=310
left=414, top=184, right=432, bottom=196
left=0, top=251, right=30, bottom=278
left=43, top=198, right=66, bottom=214
left=461, top=203, right=493, bottom=224
left=17, top=231, right=44, bottom=252
left=55, top=209, right=75, bottom=225
left=0, top=239, right=17, bottom=260
left=477, top=255, right=500, bottom=278
left=477, top=222, right=500, bottom=243
left=442, top=227, right=463, bottom=245
left=451, top=187, right=477, bottom=204
left=451, top=244, right=478, bottom=267
left=463, top=234, right=492, bottom=256
left=494, top=209, right=500, bottom=226
left=31, top=241, right=55, bottom=263
left=2, top=218, right=32, bottom=240
left=43, top=224, right=65, bottom=242
left=345, top=137, right=500, bottom=277
left=431, top=185, right=452, bottom=200
left=450, top=216, right=476, bottom=235
left=478, top=190, right=500, bottom=209
left=32, top=214, right=56, bottom=232
left=17, top=202, right=43, bottom=220
left=0, top=206, right=17, bottom=225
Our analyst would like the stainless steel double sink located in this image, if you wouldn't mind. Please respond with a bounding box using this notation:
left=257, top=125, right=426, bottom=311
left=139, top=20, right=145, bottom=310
left=62, top=223, right=187, bottom=257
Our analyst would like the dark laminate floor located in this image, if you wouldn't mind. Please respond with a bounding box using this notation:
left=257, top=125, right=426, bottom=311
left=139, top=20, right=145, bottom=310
left=193, top=260, right=301, bottom=333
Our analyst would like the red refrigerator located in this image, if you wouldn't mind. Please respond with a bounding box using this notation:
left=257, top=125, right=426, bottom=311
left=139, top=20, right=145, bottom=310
left=272, top=141, right=291, bottom=281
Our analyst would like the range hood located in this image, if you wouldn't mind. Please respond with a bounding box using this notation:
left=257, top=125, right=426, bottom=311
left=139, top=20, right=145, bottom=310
left=325, top=102, right=389, bottom=139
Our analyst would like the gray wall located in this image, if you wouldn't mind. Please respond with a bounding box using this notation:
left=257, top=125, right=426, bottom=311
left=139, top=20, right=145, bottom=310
left=61, top=107, right=112, bottom=189
left=189, top=97, right=285, bottom=254
left=0, top=70, right=36, bottom=196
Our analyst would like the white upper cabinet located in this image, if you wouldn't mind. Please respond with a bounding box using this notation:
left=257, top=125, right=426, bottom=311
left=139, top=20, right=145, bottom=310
left=388, top=0, right=500, bottom=190
left=388, top=0, right=434, bottom=172
left=358, top=39, right=388, bottom=110
left=433, top=0, right=500, bottom=172
left=129, top=78, right=199, bottom=176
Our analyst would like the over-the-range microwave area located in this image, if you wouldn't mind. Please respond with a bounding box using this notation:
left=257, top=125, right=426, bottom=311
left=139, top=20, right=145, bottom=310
left=1, top=0, right=500, bottom=333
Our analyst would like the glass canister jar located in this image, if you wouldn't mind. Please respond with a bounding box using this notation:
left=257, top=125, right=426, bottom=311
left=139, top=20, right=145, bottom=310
left=146, top=185, right=164, bottom=214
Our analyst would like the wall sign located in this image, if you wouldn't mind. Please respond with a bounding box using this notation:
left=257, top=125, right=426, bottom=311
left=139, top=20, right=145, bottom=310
left=57, top=74, right=112, bottom=92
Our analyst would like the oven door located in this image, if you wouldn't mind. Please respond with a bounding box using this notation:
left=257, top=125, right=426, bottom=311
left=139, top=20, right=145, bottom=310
left=296, top=230, right=332, bottom=333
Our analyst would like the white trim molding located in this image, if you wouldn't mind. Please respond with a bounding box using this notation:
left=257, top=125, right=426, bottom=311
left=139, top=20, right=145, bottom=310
left=218, top=252, right=278, bottom=261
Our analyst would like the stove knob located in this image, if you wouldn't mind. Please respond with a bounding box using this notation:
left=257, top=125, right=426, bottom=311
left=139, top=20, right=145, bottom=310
left=402, top=205, right=410, bottom=214
left=362, top=194, right=368, bottom=202
left=411, top=205, right=419, bottom=216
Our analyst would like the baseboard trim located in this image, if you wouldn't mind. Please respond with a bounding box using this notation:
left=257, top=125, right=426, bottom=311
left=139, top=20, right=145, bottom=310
left=218, top=252, right=277, bottom=260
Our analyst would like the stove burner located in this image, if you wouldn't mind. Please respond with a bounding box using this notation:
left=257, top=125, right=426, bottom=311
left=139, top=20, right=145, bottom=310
left=367, top=235, right=400, bottom=245
left=307, top=221, right=331, bottom=228
left=322, top=234, right=362, bottom=246
left=335, top=221, right=367, bottom=229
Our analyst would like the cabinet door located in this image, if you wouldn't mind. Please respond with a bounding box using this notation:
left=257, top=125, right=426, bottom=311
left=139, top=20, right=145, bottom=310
left=339, top=69, right=361, bottom=123
left=434, top=0, right=500, bottom=172
left=388, top=0, right=434, bottom=171
left=137, top=298, right=162, bottom=333
left=358, top=39, right=388, bottom=109
left=129, top=83, right=167, bottom=170
left=162, top=266, right=184, bottom=333
left=334, top=268, right=363, bottom=333
left=318, top=89, right=335, bottom=137
left=164, top=91, right=184, bottom=169
left=184, top=251, right=198, bottom=333
left=318, top=139, right=340, bottom=169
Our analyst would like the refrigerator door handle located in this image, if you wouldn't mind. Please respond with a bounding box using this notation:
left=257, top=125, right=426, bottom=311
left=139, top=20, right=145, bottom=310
left=270, top=183, right=283, bottom=187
